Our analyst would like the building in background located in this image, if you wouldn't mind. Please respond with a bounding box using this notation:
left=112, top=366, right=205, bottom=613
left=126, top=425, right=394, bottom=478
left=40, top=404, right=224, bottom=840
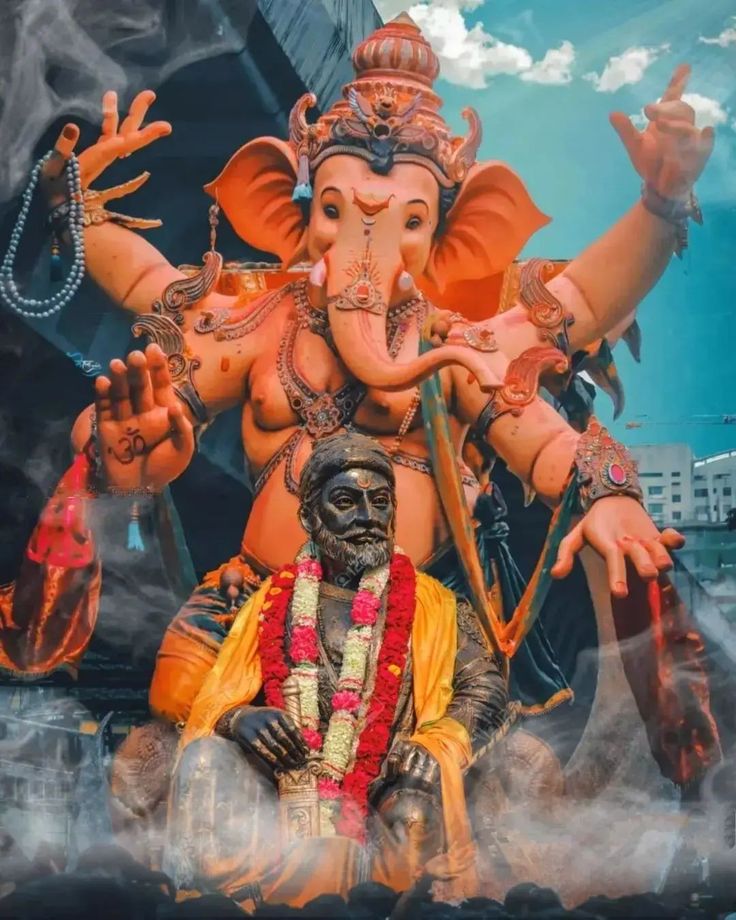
left=693, top=449, right=736, bottom=524
left=630, top=443, right=736, bottom=526
left=629, top=443, right=694, bottom=526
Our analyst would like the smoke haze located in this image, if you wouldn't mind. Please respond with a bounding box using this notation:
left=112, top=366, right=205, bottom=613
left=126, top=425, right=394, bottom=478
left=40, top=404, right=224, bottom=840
left=0, top=0, right=256, bottom=202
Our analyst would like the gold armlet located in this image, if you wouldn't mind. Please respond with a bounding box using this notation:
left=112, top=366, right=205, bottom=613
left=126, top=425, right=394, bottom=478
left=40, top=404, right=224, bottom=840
left=519, top=258, right=574, bottom=355
left=472, top=346, right=569, bottom=439
left=574, top=417, right=644, bottom=513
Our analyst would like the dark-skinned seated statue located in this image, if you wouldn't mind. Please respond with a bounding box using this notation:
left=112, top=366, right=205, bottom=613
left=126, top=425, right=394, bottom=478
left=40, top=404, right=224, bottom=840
left=160, top=432, right=509, bottom=907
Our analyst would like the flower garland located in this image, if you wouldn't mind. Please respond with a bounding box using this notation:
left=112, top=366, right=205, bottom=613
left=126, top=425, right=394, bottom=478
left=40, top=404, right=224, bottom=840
left=258, top=564, right=297, bottom=709
left=336, top=551, right=416, bottom=841
left=258, top=548, right=416, bottom=841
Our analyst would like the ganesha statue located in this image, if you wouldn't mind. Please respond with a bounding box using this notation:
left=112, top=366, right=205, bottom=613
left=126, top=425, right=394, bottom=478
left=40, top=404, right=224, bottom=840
left=0, top=11, right=720, bottom=819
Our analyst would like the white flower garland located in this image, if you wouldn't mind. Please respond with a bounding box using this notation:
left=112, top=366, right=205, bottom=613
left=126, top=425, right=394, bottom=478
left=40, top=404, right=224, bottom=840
left=291, top=544, right=390, bottom=834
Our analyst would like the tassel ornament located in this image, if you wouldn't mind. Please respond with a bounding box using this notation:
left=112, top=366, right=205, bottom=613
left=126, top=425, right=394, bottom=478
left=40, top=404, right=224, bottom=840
left=292, top=153, right=313, bottom=202
left=127, top=501, right=145, bottom=552
left=49, top=234, right=63, bottom=283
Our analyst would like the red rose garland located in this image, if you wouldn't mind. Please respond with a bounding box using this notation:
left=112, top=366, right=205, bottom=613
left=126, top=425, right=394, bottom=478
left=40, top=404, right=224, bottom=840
left=258, top=564, right=297, bottom=710
left=258, top=553, right=416, bottom=842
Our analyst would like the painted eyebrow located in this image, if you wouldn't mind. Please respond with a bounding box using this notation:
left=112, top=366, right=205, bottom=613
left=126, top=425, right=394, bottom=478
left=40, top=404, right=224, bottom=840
left=407, top=198, right=429, bottom=206
left=321, top=186, right=341, bottom=196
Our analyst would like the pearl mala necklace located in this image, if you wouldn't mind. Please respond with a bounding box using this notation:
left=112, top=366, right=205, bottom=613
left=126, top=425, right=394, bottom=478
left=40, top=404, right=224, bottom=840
left=0, top=152, right=86, bottom=319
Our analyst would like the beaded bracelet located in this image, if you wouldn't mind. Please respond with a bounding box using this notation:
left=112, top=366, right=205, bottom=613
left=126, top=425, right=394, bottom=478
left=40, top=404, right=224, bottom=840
left=641, top=183, right=702, bottom=258
left=0, top=152, right=86, bottom=318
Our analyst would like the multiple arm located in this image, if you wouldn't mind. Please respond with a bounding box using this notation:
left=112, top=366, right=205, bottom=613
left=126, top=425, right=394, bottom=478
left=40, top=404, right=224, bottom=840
left=462, top=65, right=714, bottom=360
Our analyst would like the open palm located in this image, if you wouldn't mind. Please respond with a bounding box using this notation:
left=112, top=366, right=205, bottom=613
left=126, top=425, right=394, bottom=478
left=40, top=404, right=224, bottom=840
left=41, top=90, right=171, bottom=198
left=94, top=344, right=194, bottom=493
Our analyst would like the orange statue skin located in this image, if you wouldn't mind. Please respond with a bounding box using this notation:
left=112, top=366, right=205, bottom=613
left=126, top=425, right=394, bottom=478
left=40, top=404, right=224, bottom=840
left=0, top=17, right=719, bottom=786
left=55, top=24, right=707, bottom=585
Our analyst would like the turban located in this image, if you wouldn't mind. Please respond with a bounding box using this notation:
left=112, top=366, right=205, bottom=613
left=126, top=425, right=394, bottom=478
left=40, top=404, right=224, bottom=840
left=299, top=433, right=396, bottom=505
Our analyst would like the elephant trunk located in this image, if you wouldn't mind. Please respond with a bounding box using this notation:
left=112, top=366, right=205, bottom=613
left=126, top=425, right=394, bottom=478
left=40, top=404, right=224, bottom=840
left=324, top=216, right=498, bottom=393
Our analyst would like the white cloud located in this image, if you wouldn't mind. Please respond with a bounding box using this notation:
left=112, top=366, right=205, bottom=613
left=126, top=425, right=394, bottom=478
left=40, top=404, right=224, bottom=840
left=520, top=40, right=575, bottom=85
left=629, top=92, right=732, bottom=132
left=375, top=0, right=482, bottom=20
left=408, top=3, right=531, bottom=88
left=373, top=0, right=575, bottom=89
left=682, top=92, right=730, bottom=129
left=699, top=17, right=736, bottom=47
left=584, top=44, right=670, bottom=93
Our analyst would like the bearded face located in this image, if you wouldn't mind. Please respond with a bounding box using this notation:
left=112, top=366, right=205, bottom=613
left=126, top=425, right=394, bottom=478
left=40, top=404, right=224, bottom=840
left=301, top=466, right=396, bottom=574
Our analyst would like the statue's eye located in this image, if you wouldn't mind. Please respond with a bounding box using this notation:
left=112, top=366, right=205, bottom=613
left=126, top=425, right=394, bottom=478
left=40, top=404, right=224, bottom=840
left=323, top=204, right=340, bottom=220
left=405, top=215, right=423, bottom=230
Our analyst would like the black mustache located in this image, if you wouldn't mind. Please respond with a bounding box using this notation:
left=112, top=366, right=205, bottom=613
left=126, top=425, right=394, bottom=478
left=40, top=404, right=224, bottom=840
left=343, top=528, right=388, bottom=539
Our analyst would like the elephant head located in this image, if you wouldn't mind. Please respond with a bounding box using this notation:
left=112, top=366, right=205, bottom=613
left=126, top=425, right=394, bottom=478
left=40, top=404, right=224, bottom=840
left=204, top=14, right=549, bottom=393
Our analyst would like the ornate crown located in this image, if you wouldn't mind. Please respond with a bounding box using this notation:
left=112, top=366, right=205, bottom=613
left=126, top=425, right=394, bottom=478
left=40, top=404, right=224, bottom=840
left=288, top=13, right=481, bottom=199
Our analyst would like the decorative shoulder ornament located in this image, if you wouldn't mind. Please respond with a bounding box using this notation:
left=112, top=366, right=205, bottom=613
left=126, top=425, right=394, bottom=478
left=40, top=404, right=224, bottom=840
left=152, top=203, right=222, bottom=324
left=574, top=417, right=643, bottom=513
left=131, top=313, right=208, bottom=428
left=472, top=345, right=569, bottom=440
left=518, top=258, right=574, bottom=356
left=288, top=14, right=481, bottom=201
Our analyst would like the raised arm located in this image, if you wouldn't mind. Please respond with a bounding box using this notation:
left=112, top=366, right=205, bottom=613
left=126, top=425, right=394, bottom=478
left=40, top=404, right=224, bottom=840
left=92, top=299, right=262, bottom=492
left=546, top=64, right=713, bottom=351
left=456, top=66, right=714, bottom=362
left=42, top=91, right=235, bottom=318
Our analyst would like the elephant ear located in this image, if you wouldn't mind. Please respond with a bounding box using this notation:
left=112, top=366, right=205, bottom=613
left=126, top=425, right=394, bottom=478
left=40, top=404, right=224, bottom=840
left=426, top=161, right=550, bottom=292
left=204, top=137, right=308, bottom=266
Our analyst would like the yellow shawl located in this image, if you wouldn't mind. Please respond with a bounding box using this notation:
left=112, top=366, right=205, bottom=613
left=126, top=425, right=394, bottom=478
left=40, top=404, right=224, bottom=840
left=182, top=570, right=476, bottom=894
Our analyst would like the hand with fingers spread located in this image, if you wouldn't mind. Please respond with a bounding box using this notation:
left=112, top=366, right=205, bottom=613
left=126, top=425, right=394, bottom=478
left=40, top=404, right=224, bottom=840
left=226, top=706, right=309, bottom=773
left=41, top=89, right=172, bottom=204
left=610, top=64, right=714, bottom=200
left=94, top=344, right=194, bottom=493
left=550, top=495, right=685, bottom=599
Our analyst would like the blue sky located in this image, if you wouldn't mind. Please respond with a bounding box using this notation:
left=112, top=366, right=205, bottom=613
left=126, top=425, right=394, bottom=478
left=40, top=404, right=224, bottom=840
left=376, top=1, right=736, bottom=458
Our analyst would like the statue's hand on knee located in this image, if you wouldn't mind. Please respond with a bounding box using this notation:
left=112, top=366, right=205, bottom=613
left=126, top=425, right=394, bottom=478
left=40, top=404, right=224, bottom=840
left=385, top=740, right=440, bottom=794
left=221, top=706, right=309, bottom=772
left=376, top=785, right=439, bottom=847
left=372, top=741, right=441, bottom=842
